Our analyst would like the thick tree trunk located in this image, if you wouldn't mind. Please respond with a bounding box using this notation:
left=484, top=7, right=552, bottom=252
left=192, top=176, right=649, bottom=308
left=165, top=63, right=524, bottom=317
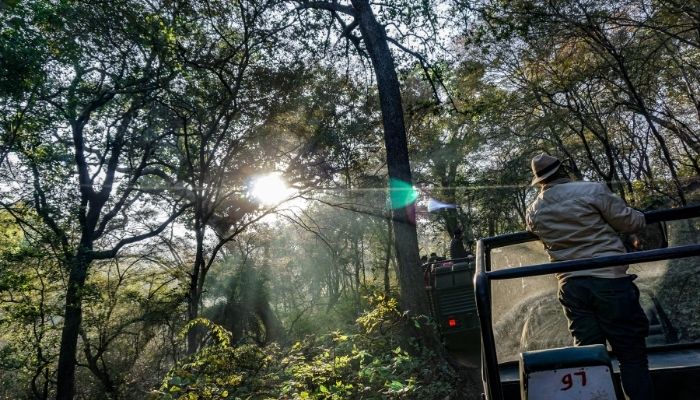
left=255, top=298, right=285, bottom=344
left=351, top=0, right=430, bottom=317
left=56, top=254, right=91, bottom=400
left=187, top=214, right=207, bottom=354
left=187, top=284, right=201, bottom=354
left=384, top=216, right=392, bottom=296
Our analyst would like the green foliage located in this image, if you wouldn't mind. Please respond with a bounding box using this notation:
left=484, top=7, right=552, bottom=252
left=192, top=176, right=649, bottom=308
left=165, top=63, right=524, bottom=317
left=182, top=318, right=233, bottom=348
left=3, top=0, right=699, bottom=398
left=0, top=1, right=48, bottom=96
left=465, top=0, right=700, bottom=206
left=0, top=236, right=64, bottom=398
left=155, top=294, right=465, bottom=400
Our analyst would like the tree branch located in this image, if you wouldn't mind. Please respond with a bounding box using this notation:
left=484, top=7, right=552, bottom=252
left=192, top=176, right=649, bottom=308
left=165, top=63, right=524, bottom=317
left=90, top=203, right=189, bottom=260
left=296, top=0, right=356, bottom=17
left=385, top=36, right=460, bottom=112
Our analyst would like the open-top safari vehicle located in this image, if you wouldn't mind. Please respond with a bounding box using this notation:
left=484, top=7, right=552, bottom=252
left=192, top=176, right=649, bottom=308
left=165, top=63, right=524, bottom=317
left=473, top=205, right=700, bottom=399
left=423, top=256, right=480, bottom=354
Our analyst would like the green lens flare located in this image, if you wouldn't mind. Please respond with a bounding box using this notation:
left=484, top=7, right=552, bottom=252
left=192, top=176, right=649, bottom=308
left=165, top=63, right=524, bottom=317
left=388, top=178, right=418, bottom=209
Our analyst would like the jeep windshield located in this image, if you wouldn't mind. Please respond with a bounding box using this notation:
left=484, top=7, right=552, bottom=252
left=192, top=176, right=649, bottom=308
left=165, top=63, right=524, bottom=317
left=486, top=215, right=700, bottom=363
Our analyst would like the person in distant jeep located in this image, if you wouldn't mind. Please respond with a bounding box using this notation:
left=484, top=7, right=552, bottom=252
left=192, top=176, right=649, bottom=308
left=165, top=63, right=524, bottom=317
left=525, top=153, right=653, bottom=400
left=449, top=227, right=471, bottom=261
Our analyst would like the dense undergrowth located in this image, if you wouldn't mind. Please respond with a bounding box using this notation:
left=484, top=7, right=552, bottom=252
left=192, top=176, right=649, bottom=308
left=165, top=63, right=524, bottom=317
left=153, top=295, right=471, bottom=400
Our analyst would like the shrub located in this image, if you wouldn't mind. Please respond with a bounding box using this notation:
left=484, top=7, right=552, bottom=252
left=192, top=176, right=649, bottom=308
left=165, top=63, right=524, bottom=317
left=153, top=295, right=468, bottom=399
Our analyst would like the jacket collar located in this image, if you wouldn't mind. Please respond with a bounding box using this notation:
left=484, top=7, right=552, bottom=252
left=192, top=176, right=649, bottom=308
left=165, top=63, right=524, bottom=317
left=541, top=177, right=572, bottom=191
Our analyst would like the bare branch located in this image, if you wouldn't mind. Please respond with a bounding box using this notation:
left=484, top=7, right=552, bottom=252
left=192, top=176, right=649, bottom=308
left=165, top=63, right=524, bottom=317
left=385, top=36, right=460, bottom=112
left=90, top=204, right=190, bottom=260
left=331, top=11, right=366, bottom=57
left=296, top=0, right=356, bottom=17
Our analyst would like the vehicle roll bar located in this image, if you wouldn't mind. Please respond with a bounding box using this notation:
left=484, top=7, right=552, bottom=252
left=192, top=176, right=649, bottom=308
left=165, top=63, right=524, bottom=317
left=474, top=204, right=700, bottom=400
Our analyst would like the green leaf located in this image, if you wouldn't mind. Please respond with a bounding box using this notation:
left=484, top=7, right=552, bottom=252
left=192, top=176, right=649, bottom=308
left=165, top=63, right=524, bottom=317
left=389, top=380, right=404, bottom=391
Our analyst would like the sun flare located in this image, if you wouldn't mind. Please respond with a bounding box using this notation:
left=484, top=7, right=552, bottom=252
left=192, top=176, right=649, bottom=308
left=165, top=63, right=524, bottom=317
left=248, top=173, right=294, bottom=206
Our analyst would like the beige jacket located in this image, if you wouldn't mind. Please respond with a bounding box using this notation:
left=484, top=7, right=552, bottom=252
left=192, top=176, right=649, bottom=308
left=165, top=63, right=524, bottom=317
left=526, top=178, right=646, bottom=281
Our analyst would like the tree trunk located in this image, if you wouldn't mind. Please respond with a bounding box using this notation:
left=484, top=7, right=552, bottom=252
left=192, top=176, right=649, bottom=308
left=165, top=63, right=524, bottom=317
left=84, top=344, right=118, bottom=399
left=351, top=0, right=430, bottom=318
left=187, top=210, right=208, bottom=354
left=187, top=282, right=202, bottom=353
left=255, top=298, right=285, bottom=344
left=384, top=216, right=392, bottom=295
left=56, top=253, right=91, bottom=400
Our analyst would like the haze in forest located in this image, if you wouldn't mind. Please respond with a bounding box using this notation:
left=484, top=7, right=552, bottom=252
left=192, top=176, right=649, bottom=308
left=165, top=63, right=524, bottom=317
left=0, top=0, right=699, bottom=399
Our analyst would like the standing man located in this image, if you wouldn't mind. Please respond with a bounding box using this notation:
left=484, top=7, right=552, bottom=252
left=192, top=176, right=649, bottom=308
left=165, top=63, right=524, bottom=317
left=450, top=227, right=471, bottom=261
left=525, top=153, right=653, bottom=400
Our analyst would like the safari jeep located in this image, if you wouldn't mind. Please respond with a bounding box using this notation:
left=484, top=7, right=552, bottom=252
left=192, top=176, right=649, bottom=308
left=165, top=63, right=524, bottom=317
left=473, top=205, right=700, bottom=400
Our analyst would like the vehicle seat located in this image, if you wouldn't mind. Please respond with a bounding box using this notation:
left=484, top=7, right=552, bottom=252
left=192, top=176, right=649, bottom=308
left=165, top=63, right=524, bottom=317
left=520, top=344, right=618, bottom=400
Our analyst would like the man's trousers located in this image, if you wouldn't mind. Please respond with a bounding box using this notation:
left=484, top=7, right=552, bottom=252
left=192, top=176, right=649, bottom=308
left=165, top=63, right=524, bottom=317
left=558, top=275, right=653, bottom=400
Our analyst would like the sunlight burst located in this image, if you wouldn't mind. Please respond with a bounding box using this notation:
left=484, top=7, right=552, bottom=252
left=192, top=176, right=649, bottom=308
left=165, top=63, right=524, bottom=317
left=248, top=173, right=294, bottom=206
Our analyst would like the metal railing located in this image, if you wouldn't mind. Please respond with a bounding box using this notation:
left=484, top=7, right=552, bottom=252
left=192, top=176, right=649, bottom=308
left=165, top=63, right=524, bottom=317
left=474, top=205, right=700, bottom=400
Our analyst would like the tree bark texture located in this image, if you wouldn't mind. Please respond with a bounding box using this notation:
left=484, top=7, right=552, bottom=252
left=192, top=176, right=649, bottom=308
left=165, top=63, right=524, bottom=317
left=350, top=0, right=431, bottom=317
left=56, top=254, right=90, bottom=400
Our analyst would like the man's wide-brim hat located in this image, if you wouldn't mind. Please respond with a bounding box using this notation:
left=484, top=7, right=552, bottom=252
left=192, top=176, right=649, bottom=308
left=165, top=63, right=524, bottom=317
left=530, top=153, right=562, bottom=185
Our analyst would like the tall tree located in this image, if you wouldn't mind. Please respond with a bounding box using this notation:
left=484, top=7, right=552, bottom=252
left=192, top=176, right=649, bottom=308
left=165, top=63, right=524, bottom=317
left=293, top=0, right=438, bottom=328
left=160, top=0, right=349, bottom=353
left=464, top=0, right=700, bottom=205
left=0, top=1, right=186, bottom=397
left=165, top=0, right=273, bottom=354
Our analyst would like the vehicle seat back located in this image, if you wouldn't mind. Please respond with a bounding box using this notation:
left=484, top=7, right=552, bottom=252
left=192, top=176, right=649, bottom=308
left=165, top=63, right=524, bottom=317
left=520, top=344, right=617, bottom=400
